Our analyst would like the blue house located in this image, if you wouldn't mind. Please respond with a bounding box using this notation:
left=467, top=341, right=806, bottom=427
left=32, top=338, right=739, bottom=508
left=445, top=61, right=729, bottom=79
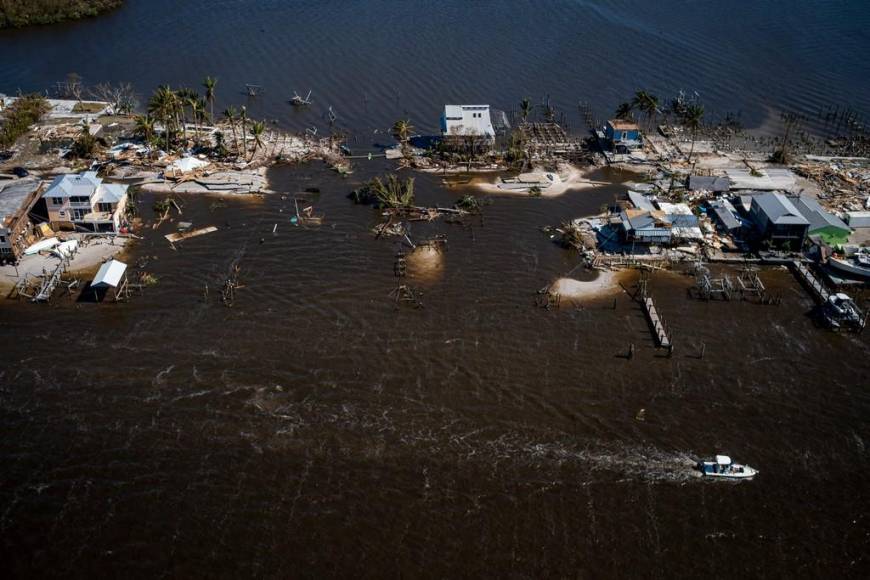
left=605, top=119, right=642, bottom=152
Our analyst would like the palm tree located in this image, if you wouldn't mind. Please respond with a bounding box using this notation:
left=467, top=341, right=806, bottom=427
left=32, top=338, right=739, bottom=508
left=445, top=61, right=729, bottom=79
left=683, top=104, right=705, bottom=162
left=134, top=114, right=156, bottom=145
left=520, top=97, right=533, bottom=124
left=391, top=119, right=413, bottom=144
left=614, top=102, right=633, bottom=120
left=239, top=105, right=248, bottom=157
left=249, top=120, right=265, bottom=161
left=203, top=76, right=217, bottom=122
left=223, top=106, right=239, bottom=155
left=213, top=130, right=226, bottom=156
left=187, top=95, right=203, bottom=145
left=632, top=90, right=659, bottom=130
left=370, top=174, right=415, bottom=208
left=148, top=85, right=177, bottom=151
left=176, top=88, right=199, bottom=142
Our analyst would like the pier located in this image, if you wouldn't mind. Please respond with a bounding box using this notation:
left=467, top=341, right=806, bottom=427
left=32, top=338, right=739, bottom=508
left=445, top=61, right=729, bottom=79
left=790, top=260, right=830, bottom=303
left=643, top=296, right=671, bottom=349
left=636, top=275, right=672, bottom=350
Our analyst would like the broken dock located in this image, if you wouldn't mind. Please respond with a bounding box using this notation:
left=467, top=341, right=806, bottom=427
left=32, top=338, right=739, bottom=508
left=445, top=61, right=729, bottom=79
left=636, top=275, right=672, bottom=350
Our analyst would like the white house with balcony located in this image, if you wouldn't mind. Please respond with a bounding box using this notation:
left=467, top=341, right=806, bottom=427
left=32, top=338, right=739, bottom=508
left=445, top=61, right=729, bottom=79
left=440, top=105, right=496, bottom=140
left=43, top=171, right=128, bottom=233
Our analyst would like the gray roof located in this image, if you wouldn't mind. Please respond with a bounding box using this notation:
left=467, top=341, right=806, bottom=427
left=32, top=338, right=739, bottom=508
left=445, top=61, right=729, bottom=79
left=688, top=175, right=730, bottom=193
left=752, top=192, right=809, bottom=226
left=93, top=183, right=128, bottom=204
left=43, top=171, right=102, bottom=198
left=627, top=191, right=655, bottom=211
left=42, top=171, right=127, bottom=204
left=791, top=195, right=850, bottom=233
left=0, top=178, right=41, bottom=224
left=709, top=200, right=741, bottom=231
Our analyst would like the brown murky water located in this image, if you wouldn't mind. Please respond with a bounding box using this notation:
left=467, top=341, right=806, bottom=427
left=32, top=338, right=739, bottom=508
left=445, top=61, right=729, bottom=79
left=1, top=163, right=868, bottom=577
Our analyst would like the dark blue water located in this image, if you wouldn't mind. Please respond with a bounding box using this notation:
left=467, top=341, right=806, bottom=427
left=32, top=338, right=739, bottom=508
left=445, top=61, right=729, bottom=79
left=1, top=0, right=869, bottom=137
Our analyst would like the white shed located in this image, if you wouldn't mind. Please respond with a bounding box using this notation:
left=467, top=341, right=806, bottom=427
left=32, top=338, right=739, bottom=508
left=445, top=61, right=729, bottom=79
left=91, top=259, right=127, bottom=288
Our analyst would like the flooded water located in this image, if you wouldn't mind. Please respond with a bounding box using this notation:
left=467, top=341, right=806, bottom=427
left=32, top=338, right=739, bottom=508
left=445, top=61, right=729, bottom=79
left=1, top=161, right=868, bottom=576
left=2, top=1, right=870, bottom=576
left=1, top=1, right=870, bottom=136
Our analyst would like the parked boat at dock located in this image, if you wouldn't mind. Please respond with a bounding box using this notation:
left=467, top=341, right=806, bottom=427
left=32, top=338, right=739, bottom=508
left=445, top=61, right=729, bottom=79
left=827, top=248, right=870, bottom=281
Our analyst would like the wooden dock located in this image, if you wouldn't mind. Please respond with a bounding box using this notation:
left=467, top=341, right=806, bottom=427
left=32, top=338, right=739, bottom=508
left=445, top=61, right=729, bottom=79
left=642, top=295, right=671, bottom=349
left=33, top=259, right=68, bottom=302
left=790, top=260, right=830, bottom=303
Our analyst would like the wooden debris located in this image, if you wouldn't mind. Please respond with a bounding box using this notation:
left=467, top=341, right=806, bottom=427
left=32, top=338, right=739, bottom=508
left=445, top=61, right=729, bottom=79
left=164, top=226, right=218, bottom=243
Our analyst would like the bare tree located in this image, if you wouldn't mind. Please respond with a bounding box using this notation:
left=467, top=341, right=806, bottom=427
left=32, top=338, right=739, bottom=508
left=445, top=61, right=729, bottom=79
left=90, top=82, right=138, bottom=115
left=56, top=72, right=83, bottom=101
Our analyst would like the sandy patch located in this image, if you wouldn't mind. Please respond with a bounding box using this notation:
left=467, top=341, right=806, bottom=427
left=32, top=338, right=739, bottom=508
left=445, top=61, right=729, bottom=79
left=475, top=164, right=610, bottom=197
left=405, top=244, right=444, bottom=283
left=548, top=270, right=628, bottom=301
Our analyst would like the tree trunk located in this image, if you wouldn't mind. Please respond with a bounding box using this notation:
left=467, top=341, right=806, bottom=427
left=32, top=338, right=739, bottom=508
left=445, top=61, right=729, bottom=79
left=241, top=118, right=248, bottom=157
left=688, top=128, right=697, bottom=162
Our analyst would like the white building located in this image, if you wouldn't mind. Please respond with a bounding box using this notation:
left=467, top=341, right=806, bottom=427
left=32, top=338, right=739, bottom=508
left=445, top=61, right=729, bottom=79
left=440, top=105, right=496, bottom=139
left=43, top=171, right=128, bottom=233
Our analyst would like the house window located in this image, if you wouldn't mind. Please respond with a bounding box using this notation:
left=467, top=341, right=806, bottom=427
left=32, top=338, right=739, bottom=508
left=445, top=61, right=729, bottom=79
left=72, top=208, right=87, bottom=220
left=97, top=203, right=113, bottom=213
left=0, top=235, right=6, bottom=243
left=70, top=196, right=90, bottom=204
left=51, top=197, right=63, bottom=205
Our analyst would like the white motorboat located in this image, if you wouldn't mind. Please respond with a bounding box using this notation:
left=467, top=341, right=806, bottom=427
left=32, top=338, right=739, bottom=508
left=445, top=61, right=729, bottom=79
left=497, top=172, right=560, bottom=192
left=696, top=455, right=757, bottom=480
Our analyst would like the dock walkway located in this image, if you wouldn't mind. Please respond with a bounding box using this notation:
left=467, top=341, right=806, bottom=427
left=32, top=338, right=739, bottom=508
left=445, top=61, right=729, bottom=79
left=642, top=295, right=671, bottom=348
left=791, top=260, right=830, bottom=303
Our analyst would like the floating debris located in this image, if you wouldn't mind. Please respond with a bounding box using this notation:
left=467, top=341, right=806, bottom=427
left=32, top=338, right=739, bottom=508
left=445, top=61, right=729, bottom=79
left=165, top=226, right=218, bottom=243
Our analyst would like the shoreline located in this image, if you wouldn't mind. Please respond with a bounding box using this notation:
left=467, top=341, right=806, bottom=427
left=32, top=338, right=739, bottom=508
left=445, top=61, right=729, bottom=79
left=0, top=236, right=129, bottom=294
left=475, top=164, right=611, bottom=198
left=548, top=269, right=632, bottom=302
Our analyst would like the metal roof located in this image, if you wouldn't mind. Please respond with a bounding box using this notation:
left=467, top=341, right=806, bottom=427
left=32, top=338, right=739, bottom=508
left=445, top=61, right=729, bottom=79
left=92, top=259, right=127, bottom=288
left=709, top=200, right=741, bottom=230
left=627, top=191, right=655, bottom=211
left=752, top=192, right=809, bottom=226
left=92, top=183, right=128, bottom=204
left=43, top=171, right=102, bottom=199
left=0, top=178, right=41, bottom=224
left=688, top=175, right=730, bottom=192
left=791, top=195, right=850, bottom=233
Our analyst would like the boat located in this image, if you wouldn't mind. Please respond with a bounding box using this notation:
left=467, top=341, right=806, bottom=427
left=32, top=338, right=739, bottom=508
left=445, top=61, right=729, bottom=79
left=497, top=172, right=561, bottom=192
left=696, top=455, right=757, bottom=480
left=822, top=292, right=865, bottom=331
left=290, top=90, right=312, bottom=107
left=827, top=249, right=870, bottom=281
left=23, top=237, right=60, bottom=255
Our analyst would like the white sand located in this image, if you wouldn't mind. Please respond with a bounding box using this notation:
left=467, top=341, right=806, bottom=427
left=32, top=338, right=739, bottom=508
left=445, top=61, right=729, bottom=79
left=476, top=164, right=610, bottom=197
left=548, top=270, right=626, bottom=300
left=0, top=236, right=129, bottom=292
